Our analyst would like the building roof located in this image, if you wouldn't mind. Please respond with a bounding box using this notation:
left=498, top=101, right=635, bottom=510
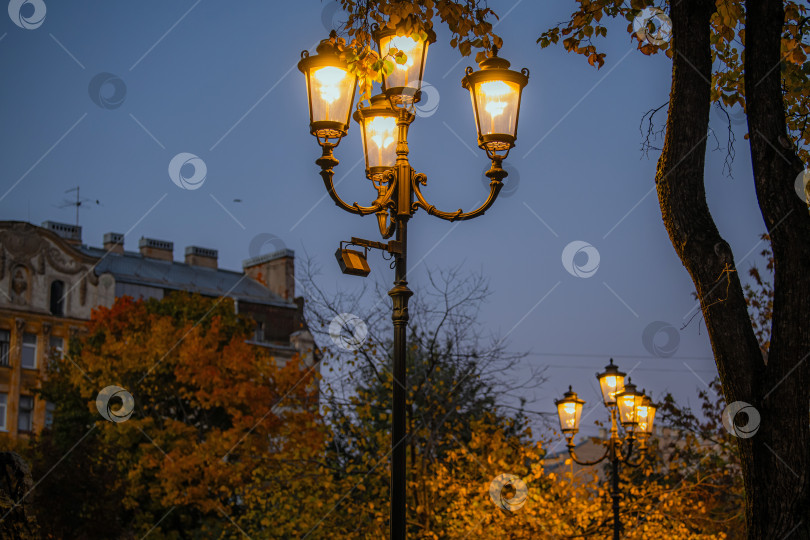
left=80, top=246, right=294, bottom=308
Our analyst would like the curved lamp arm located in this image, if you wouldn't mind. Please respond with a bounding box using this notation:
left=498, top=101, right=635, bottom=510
left=411, top=158, right=507, bottom=222
left=317, top=145, right=393, bottom=216
left=566, top=441, right=611, bottom=466
left=620, top=438, right=646, bottom=468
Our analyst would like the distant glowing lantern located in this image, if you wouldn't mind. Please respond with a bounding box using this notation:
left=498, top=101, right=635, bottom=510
left=555, top=386, right=585, bottom=439
left=615, top=378, right=645, bottom=434
left=636, top=393, right=657, bottom=439
left=596, top=358, right=626, bottom=407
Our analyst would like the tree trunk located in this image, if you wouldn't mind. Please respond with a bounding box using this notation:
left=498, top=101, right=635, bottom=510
left=743, top=0, right=810, bottom=537
left=658, top=1, right=810, bottom=538
left=0, top=452, right=40, bottom=539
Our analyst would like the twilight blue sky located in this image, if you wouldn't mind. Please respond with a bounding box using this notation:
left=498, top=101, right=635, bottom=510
left=0, top=1, right=768, bottom=440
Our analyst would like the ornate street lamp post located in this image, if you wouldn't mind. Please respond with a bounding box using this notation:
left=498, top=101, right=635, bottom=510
left=555, top=359, right=658, bottom=540
left=299, top=30, right=528, bottom=540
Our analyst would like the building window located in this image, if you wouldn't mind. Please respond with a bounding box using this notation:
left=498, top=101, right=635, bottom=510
left=45, top=402, right=55, bottom=429
left=21, top=333, right=37, bottom=369
left=254, top=321, right=265, bottom=342
left=48, top=336, right=64, bottom=361
left=0, top=330, right=9, bottom=368
left=0, top=394, right=7, bottom=431
left=50, top=280, right=65, bottom=316
left=18, top=395, right=33, bottom=432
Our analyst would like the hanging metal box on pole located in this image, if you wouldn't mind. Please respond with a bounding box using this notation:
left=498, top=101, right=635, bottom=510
left=335, top=247, right=371, bottom=276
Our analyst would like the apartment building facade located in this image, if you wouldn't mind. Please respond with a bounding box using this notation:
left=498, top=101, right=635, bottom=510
left=0, top=220, right=314, bottom=439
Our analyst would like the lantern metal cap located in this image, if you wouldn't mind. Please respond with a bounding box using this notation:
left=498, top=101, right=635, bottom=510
left=315, top=31, right=342, bottom=55
left=478, top=46, right=512, bottom=70
left=353, top=92, right=395, bottom=121
left=461, top=46, right=530, bottom=89
left=372, top=23, right=437, bottom=44
left=617, top=377, right=639, bottom=397
left=298, top=31, right=343, bottom=72
left=596, top=358, right=626, bottom=380
left=555, top=385, right=585, bottom=405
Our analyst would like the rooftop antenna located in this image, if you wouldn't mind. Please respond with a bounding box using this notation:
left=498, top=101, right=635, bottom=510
left=58, top=186, right=101, bottom=227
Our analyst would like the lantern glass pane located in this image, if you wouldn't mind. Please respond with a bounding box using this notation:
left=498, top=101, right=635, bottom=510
left=308, top=66, right=355, bottom=126
left=556, top=401, right=582, bottom=433
left=362, top=116, right=397, bottom=170
left=379, top=35, right=426, bottom=89
left=618, top=394, right=638, bottom=425
left=473, top=79, right=520, bottom=137
left=638, top=405, right=657, bottom=435
left=636, top=404, right=650, bottom=433
left=599, top=374, right=625, bottom=405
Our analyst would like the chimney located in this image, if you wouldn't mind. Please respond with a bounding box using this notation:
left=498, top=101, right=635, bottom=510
left=184, top=246, right=218, bottom=269
left=139, top=237, right=173, bottom=261
left=103, top=232, right=124, bottom=254
left=242, top=249, right=295, bottom=301
left=42, top=221, right=81, bottom=245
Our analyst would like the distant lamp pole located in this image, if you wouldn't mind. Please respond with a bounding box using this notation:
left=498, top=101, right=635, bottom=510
left=555, top=359, right=658, bottom=540
left=299, top=29, right=528, bottom=540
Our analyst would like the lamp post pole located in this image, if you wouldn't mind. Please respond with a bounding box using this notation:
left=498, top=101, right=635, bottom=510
left=611, top=448, right=620, bottom=540
left=389, top=221, right=410, bottom=539
left=389, top=119, right=412, bottom=535
left=555, top=360, right=658, bottom=540
left=564, top=407, right=639, bottom=540
left=300, top=31, right=528, bottom=539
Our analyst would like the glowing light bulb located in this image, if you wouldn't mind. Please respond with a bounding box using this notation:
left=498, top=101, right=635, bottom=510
left=480, top=80, right=512, bottom=118
left=387, top=36, right=419, bottom=71
left=563, top=403, right=576, bottom=414
left=367, top=117, right=396, bottom=149
left=605, top=375, right=619, bottom=401
left=313, top=66, right=347, bottom=104
left=637, top=406, right=648, bottom=418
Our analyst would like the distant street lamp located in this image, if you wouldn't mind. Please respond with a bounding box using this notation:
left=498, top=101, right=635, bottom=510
left=555, top=359, right=658, bottom=540
left=299, top=29, right=528, bottom=540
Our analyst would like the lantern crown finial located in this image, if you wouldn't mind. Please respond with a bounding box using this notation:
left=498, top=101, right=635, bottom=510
left=314, top=34, right=340, bottom=56
left=561, top=385, right=580, bottom=401
left=478, top=45, right=511, bottom=70
left=621, top=377, right=638, bottom=394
